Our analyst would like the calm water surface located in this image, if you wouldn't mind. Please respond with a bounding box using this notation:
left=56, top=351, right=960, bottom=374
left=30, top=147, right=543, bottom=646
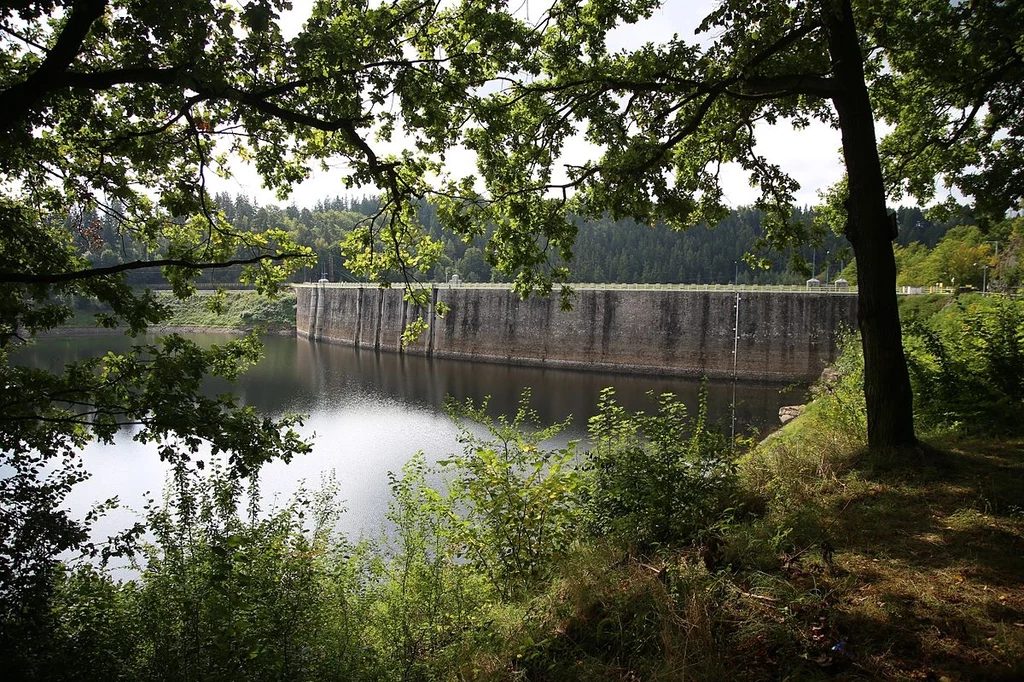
left=20, top=334, right=803, bottom=540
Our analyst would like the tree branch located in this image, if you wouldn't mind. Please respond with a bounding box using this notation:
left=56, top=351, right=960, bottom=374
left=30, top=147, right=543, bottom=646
left=742, top=21, right=821, bottom=74
left=1, top=252, right=307, bottom=285
left=736, top=73, right=838, bottom=99
left=0, top=0, right=108, bottom=133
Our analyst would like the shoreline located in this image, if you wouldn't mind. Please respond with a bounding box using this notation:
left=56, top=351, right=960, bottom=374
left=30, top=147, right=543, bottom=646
left=34, top=325, right=296, bottom=337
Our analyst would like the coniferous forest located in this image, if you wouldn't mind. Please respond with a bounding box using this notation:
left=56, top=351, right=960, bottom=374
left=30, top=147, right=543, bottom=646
left=76, top=191, right=974, bottom=287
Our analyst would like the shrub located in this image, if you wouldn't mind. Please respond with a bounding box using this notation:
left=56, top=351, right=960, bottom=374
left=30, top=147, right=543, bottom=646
left=585, top=385, right=735, bottom=551
left=122, top=459, right=376, bottom=682
left=371, top=453, right=488, bottom=680
left=905, top=296, right=1024, bottom=435
left=441, top=391, right=584, bottom=600
left=801, top=297, right=1024, bottom=439
left=805, top=332, right=868, bottom=443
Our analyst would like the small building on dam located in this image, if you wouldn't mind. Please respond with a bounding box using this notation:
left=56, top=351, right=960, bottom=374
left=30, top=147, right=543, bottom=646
left=294, top=284, right=858, bottom=382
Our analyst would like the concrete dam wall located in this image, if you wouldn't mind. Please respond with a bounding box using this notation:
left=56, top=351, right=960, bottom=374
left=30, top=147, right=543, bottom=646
left=295, top=285, right=858, bottom=382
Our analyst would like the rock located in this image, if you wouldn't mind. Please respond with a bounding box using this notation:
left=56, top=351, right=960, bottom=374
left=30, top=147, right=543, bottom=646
left=819, top=366, right=840, bottom=385
left=779, top=405, right=805, bottom=424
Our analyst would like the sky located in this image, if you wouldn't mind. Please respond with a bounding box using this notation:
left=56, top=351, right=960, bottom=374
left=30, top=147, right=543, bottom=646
left=208, top=0, right=847, bottom=209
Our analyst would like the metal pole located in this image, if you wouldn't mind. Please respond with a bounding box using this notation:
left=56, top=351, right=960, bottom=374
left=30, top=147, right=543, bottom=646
left=731, top=292, right=740, bottom=447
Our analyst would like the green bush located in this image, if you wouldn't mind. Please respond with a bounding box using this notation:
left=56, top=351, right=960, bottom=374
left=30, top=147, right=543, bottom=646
left=371, top=453, right=488, bottom=681
left=811, top=297, right=1024, bottom=438
left=24, top=388, right=762, bottom=680
left=50, top=458, right=382, bottom=682
left=30, top=395, right=589, bottom=682
left=897, top=292, right=952, bottom=324
left=804, top=332, right=868, bottom=442
left=905, top=297, right=1024, bottom=435
left=441, top=391, right=584, bottom=600
left=585, top=386, right=735, bottom=551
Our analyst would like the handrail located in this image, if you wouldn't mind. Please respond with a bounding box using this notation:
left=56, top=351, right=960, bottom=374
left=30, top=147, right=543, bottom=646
left=293, top=281, right=860, bottom=294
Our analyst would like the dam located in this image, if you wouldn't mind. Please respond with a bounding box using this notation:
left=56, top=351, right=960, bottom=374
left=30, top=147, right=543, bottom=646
left=294, top=284, right=858, bottom=382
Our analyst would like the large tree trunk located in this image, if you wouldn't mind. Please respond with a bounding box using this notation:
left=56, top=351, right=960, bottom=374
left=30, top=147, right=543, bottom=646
left=825, top=0, right=917, bottom=448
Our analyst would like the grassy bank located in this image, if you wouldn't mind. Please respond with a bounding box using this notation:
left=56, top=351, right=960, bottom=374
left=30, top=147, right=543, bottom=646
left=9, top=297, right=1024, bottom=681
left=665, top=415, right=1023, bottom=680
left=67, top=290, right=297, bottom=332
left=428, top=406, right=1024, bottom=681
left=159, top=290, right=297, bottom=332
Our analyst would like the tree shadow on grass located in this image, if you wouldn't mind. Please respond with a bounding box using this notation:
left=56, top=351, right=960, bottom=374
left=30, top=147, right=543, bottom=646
left=836, top=439, right=1023, bottom=578
left=819, top=438, right=1024, bottom=680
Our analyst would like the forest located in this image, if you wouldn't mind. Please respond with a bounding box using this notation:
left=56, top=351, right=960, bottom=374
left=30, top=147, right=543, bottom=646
left=74, top=190, right=1018, bottom=290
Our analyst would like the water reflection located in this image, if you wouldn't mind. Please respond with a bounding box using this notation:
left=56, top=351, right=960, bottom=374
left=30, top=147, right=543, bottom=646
left=286, top=337, right=796, bottom=436
left=17, top=333, right=803, bottom=539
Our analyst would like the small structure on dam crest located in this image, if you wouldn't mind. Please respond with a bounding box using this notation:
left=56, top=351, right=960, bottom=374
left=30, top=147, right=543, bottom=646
left=295, top=284, right=858, bottom=382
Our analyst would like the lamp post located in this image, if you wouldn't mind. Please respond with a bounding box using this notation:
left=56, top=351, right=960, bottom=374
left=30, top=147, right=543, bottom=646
left=825, top=251, right=830, bottom=286
left=983, top=265, right=989, bottom=294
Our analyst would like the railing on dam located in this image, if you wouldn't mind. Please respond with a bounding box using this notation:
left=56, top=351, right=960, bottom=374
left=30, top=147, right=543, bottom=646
left=294, top=281, right=860, bottom=294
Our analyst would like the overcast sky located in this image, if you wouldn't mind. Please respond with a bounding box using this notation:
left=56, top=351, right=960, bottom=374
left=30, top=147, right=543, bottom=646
left=210, top=1, right=846, bottom=209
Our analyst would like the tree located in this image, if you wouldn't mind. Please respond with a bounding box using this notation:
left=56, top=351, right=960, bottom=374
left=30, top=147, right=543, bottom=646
left=893, top=242, right=932, bottom=288
left=419, top=0, right=909, bottom=445
left=0, top=1, right=529, bottom=668
left=415, top=0, right=1021, bottom=449
left=926, top=227, right=994, bottom=289
left=456, top=246, right=490, bottom=282
left=874, top=0, right=1024, bottom=225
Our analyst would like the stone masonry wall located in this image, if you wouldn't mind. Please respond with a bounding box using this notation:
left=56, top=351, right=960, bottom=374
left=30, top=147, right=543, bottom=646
left=295, top=285, right=858, bottom=381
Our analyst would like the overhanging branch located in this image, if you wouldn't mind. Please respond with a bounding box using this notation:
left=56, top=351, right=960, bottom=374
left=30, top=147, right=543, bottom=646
left=736, top=74, right=838, bottom=99
left=0, top=0, right=108, bottom=134
left=1, top=252, right=308, bottom=285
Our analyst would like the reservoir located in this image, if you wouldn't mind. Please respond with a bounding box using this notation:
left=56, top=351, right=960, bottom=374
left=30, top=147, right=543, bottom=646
left=19, top=333, right=802, bottom=541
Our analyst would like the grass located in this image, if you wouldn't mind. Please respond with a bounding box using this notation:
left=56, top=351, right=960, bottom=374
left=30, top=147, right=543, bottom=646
left=723, top=432, right=1024, bottom=680
left=158, top=291, right=297, bottom=331
left=66, top=291, right=297, bottom=332
left=475, top=409, right=1024, bottom=681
